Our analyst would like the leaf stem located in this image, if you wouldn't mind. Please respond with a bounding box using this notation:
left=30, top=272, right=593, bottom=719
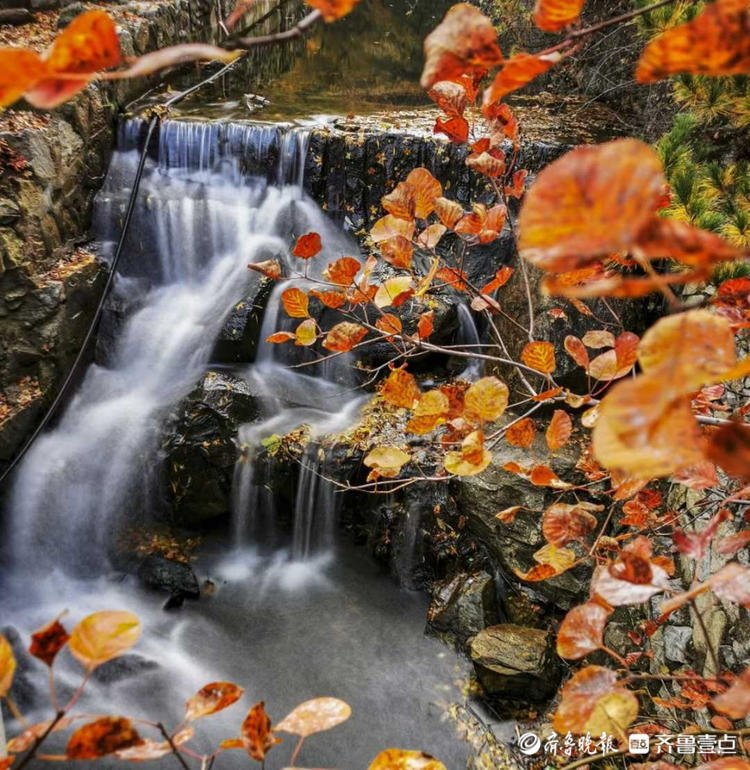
left=15, top=710, right=65, bottom=770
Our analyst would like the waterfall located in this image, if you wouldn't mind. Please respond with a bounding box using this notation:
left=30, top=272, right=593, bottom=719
left=3, top=119, right=327, bottom=574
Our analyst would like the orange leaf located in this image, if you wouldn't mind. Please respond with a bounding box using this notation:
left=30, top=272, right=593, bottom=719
left=434, top=115, right=470, bottom=144
left=530, top=464, right=572, bottom=488
left=533, top=0, right=586, bottom=32
left=293, top=232, right=322, bottom=259
left=0, top=50, right=46, bottom=109
left=26, top=9, right=122, bottom=109
left=564, top=335, right=589, bottom=369
left=379, top=236, right=414, bottom=269
left=417, top=223, right=447, bottom=250
left=275, top=697, right=352, bottom=737
left=322, top=322, right=367, bottom=352
left=305, top=0, right=360, bottom=22
left=280, top=287, right=309, bottom=318
left=466, top=151, right=506, bottom=178
left=421, top=4, right=503, bottom=90
left=518, top=139, right=666, bottom=273
left=407, top=390, right=451, bottom=434
left=324, top=256, right=361, bottom=286
left=515, top=543, right=576, bottom=581
left=309, top=288, right=347, bottom=309
left=521, top=340, right=556, bottom=374
left=484, top=51, right=561, bottom=106
left=381, top=368, right=421, bottom=409
left=434, top=197, right=464, bottom=229
left=706, top=421, right=750, bottom=481
left=428, top=80, right=468, bottom=117
left=8, top=718, right=74, bottom=754
left=417, top=310, right=434, bottom=339
left=29, top=618, right=70, bottom=668
left=594, top=384, right=703, bottom=479
left=636, top=0, right=750, bottom=83
left=382, top=182, right=416, bottom=221
left=375, top=313, right=403, bottom=338
left=436, top=267, right=469, bottom=292
left=542, top=502, right=600, bottom=547
left=266, top=331, right=296, bottom=344
left=553, top=666, right=638, bottom=737
left=505, top=417, right=536, bottom=447
left=405, top=168, right=443, bottom=219
left=66, top=717, right=142, bottom=759
left=557, top=602, right=611, bottom=660
left=546, top=409, right=572, bottom=451
left=444, top=430, right=492, bottom=476
left=374, top=277, right=414, bottom=309
left=364, top=446, right=411, bottom=480
left=185, top=682, right=244, bottom=721
left=481, top=266, right=513, bottom=294
left=248, top=258, right=282, bottom=279
left=713, top=666, right=750, bottom=719
left=241, top=702, right=280, bottom=761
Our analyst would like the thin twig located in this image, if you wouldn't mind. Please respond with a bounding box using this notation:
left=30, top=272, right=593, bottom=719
left=228, top=9, right=321, bottom=49
left=157, top=723, right=191, bottom=770
left=15, top=710, right=66, bottom=770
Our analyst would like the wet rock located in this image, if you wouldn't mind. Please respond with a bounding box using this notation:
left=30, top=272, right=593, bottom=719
left=428, top=571, right=499, bottom=647
left=0, top=7, right=33, bottom=23
left=212, top=277, right=274, bottom=364
left=456, top=438, right=595, bottom=609
left=0, top=199, right=21, bottom=226
left=92, top=653, right=159, bottom=684
left=469, top=624, right=560, bottom=701
left=137, top=555, right=200, bottom=611
left=163, top=370, right=260, bottom=527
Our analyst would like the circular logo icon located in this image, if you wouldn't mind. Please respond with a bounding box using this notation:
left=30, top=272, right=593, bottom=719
left=518, top=732, right=542, bottom=756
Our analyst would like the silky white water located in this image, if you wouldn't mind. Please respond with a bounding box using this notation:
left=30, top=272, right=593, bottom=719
left=0, top=119, right=471, bottom=768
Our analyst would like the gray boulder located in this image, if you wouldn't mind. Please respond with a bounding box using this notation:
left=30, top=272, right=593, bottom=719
left=428, top=571, right=499, bottom=647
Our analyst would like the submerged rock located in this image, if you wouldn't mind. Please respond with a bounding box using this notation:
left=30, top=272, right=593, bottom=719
left=163, top=370, right=260, bottom=527
left=138, top=554, right=200, bottom=597
left=469, top=624, right=560, bottom=701
left=92, top=653, right=159, bottom=683
left=428, top=571, right=499, bottom=647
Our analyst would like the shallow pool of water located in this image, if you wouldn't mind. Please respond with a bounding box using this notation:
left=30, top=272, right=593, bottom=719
left=1, top=536, right=471, bottom=768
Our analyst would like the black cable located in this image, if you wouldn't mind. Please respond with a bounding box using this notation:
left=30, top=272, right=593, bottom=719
left=0, top=114, right=160, bottom=487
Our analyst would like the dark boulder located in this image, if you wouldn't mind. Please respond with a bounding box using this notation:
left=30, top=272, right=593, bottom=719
left=470, top=624, right=560, bottom=701
left=428, top=571, right=499, bottom=647
left=163, top=370, right=260, bottom=527
left=137, top=554, right=200, bottom=611
left=212, top=277, right=274, bottom=364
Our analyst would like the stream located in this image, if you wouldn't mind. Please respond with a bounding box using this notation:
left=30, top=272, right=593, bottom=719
left=0, top=107, right=473, bottom=769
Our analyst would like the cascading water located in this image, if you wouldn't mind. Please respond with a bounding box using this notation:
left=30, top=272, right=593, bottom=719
left=0, top=116, right=471, bottom=768
left=4, top=120, right=323, bottom=573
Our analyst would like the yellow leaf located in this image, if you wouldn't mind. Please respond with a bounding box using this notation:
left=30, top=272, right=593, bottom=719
left=374, top=277, right=414, bottom=309
left=68, top=611, right=140, bottom=671
left=369, top=749, right=447, bottom=770
left=464, top=376, right=509, bottom=422
left=0, top=633, right=16, bottom=697
left=364, top=446, right=411, bottom=479
left=294, top=318, right=317, bottom=346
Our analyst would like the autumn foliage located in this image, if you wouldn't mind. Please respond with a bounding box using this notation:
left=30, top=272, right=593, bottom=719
left=2, top=0, right=750, bottom=765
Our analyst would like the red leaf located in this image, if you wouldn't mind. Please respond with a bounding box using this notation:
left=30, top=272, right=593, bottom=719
left=293, top=232, right=322, bottom=259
